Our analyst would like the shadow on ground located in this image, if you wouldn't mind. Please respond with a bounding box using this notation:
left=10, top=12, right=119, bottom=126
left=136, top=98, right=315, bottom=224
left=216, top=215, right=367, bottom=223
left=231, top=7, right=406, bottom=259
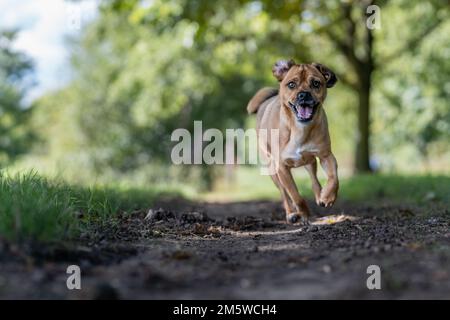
left=0, top=199, right=449, bottom=299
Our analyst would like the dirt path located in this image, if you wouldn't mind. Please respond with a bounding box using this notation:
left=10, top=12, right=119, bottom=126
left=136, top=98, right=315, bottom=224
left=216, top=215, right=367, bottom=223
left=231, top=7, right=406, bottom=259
left=0, top=199, right=449, bottom=299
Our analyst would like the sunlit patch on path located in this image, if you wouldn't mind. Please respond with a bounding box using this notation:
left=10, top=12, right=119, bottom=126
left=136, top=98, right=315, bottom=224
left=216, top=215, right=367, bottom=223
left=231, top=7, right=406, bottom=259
left=222, top=214, right=359, bottom=238
left=312, top=214, right=359, bottom=225
left=226, top=227, right=304, bottom=237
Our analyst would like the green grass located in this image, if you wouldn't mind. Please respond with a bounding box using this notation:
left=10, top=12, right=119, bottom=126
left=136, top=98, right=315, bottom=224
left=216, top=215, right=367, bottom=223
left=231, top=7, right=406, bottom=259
left=204, top=167, right=450, bottom=206
left=338, top=174, right=450, bottom=205
left=0, top=171, right=182, bottom=243
left=0, top=172, right=78, bottom=242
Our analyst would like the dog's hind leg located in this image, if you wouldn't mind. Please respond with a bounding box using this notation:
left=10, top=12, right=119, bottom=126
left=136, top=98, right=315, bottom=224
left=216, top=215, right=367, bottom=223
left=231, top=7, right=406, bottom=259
left=276, top=165, right=310, bottom=224
left=304, top=158, right=322, bottom=206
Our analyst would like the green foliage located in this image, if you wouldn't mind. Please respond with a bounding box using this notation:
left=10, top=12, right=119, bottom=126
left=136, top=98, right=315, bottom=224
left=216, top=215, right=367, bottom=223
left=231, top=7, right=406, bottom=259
left=31, top=3, right=271, bottom=178
left=27, top=0, right=450, bottom=185
left=0, top=30, right=34, bottom=165
left=373, top=1, right=450, bottom=169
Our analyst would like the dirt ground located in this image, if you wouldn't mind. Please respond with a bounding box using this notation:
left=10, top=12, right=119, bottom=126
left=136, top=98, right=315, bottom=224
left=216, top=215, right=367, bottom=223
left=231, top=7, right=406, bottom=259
left=0, top=198, right=449, bottom=299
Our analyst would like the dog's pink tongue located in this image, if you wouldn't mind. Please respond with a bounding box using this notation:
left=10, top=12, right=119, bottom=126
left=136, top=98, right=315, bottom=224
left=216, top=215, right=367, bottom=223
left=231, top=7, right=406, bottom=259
left=298, top=106, right=313, bottom=118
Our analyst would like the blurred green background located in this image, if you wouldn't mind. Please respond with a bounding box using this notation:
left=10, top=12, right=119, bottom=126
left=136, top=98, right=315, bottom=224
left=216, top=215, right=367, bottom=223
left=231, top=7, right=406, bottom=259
left=2, top=0, right=450, bottom=197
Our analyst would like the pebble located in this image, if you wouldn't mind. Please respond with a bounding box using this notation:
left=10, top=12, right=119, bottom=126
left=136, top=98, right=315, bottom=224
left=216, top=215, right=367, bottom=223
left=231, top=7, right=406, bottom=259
left=144, top=209, right=157, bottom=220
left=322, top=265, right=332, bottom=273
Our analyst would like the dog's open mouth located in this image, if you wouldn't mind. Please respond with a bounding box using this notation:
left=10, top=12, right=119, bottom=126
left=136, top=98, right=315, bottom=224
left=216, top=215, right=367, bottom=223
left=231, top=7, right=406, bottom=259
left=288, top=101, right=318, bottom=123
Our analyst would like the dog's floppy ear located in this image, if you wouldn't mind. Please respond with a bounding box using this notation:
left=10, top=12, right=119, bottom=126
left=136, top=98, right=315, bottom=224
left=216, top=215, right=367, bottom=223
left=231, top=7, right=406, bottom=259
left=312, top=63, right=337, bottom=88
left=272, top=59, right=295, bottom=82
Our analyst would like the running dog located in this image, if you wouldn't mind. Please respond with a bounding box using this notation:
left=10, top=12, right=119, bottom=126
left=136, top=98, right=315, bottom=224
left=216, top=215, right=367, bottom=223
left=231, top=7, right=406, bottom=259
left=247, top=60, right=339, bottom=224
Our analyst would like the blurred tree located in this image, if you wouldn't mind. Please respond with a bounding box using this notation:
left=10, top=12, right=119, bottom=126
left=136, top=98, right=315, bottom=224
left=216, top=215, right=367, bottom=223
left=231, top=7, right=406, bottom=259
left=315, top=0, right=447, bottom=172
left=70, top=5, right=268, bottom=169
left=0, top=30, right=34, bottom=165
left=373, top=1, right=450, bottom=171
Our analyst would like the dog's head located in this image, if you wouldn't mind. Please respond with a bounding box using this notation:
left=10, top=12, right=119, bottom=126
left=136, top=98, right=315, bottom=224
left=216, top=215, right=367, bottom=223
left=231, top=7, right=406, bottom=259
left=272, top=60, right=337, bottom=123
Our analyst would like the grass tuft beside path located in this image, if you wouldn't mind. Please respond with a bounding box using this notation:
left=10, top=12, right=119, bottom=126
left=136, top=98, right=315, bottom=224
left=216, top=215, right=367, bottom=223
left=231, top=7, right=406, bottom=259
left=0, top=171, right=179, bottom=243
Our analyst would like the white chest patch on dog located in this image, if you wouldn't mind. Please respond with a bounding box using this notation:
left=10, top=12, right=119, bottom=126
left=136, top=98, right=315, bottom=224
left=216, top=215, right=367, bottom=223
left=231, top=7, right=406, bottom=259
left=297, top=144, right=319, bottom=156
left=282, top=143, right=318, bottom=167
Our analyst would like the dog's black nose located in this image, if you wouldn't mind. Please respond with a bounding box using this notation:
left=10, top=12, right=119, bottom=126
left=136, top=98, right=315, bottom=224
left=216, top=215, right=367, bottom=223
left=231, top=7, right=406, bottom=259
left=297, top=91, right=313, bottom=102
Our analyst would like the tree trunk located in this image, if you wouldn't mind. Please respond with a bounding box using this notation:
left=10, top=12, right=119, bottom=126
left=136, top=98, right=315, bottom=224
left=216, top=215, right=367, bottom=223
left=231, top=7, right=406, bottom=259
left=355, top=75, right=372, bottom=173
left=354, top=20, right=374, bottom=174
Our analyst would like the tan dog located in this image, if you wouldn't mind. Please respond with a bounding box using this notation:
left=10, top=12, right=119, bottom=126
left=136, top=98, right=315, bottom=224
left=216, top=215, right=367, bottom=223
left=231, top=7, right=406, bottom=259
left=247, top=60, right=339, bottom=224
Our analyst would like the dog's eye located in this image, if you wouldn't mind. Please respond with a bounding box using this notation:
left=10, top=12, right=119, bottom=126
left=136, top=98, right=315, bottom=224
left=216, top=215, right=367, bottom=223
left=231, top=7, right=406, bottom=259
left=312, top=80, right=321, bottom=88
left=287, top=81, right=296, bottom=89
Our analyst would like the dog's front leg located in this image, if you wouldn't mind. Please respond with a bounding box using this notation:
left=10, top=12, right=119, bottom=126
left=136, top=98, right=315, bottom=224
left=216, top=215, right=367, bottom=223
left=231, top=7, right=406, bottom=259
left=318, top=153, right=339, bottom=207
left=276, top=165, right=310, bottom=224
left=304, top=159, right=322, bottom=206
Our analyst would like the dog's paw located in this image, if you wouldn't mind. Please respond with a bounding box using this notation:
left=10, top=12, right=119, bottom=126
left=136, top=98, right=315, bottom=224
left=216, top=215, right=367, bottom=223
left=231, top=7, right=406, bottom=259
left=314, top=195, right=322, bottom=207
left=318, top=192, right=337, bottom=208
left=286, top=213, right=310, bottom=225
left=286, top=213, right=299, bottom=224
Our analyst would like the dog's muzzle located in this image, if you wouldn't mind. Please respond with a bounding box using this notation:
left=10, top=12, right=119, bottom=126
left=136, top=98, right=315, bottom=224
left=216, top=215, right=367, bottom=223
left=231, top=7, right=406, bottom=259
left=288, top=100, right=319, bottom=123
left=288, top=91, right=319, bottom=123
